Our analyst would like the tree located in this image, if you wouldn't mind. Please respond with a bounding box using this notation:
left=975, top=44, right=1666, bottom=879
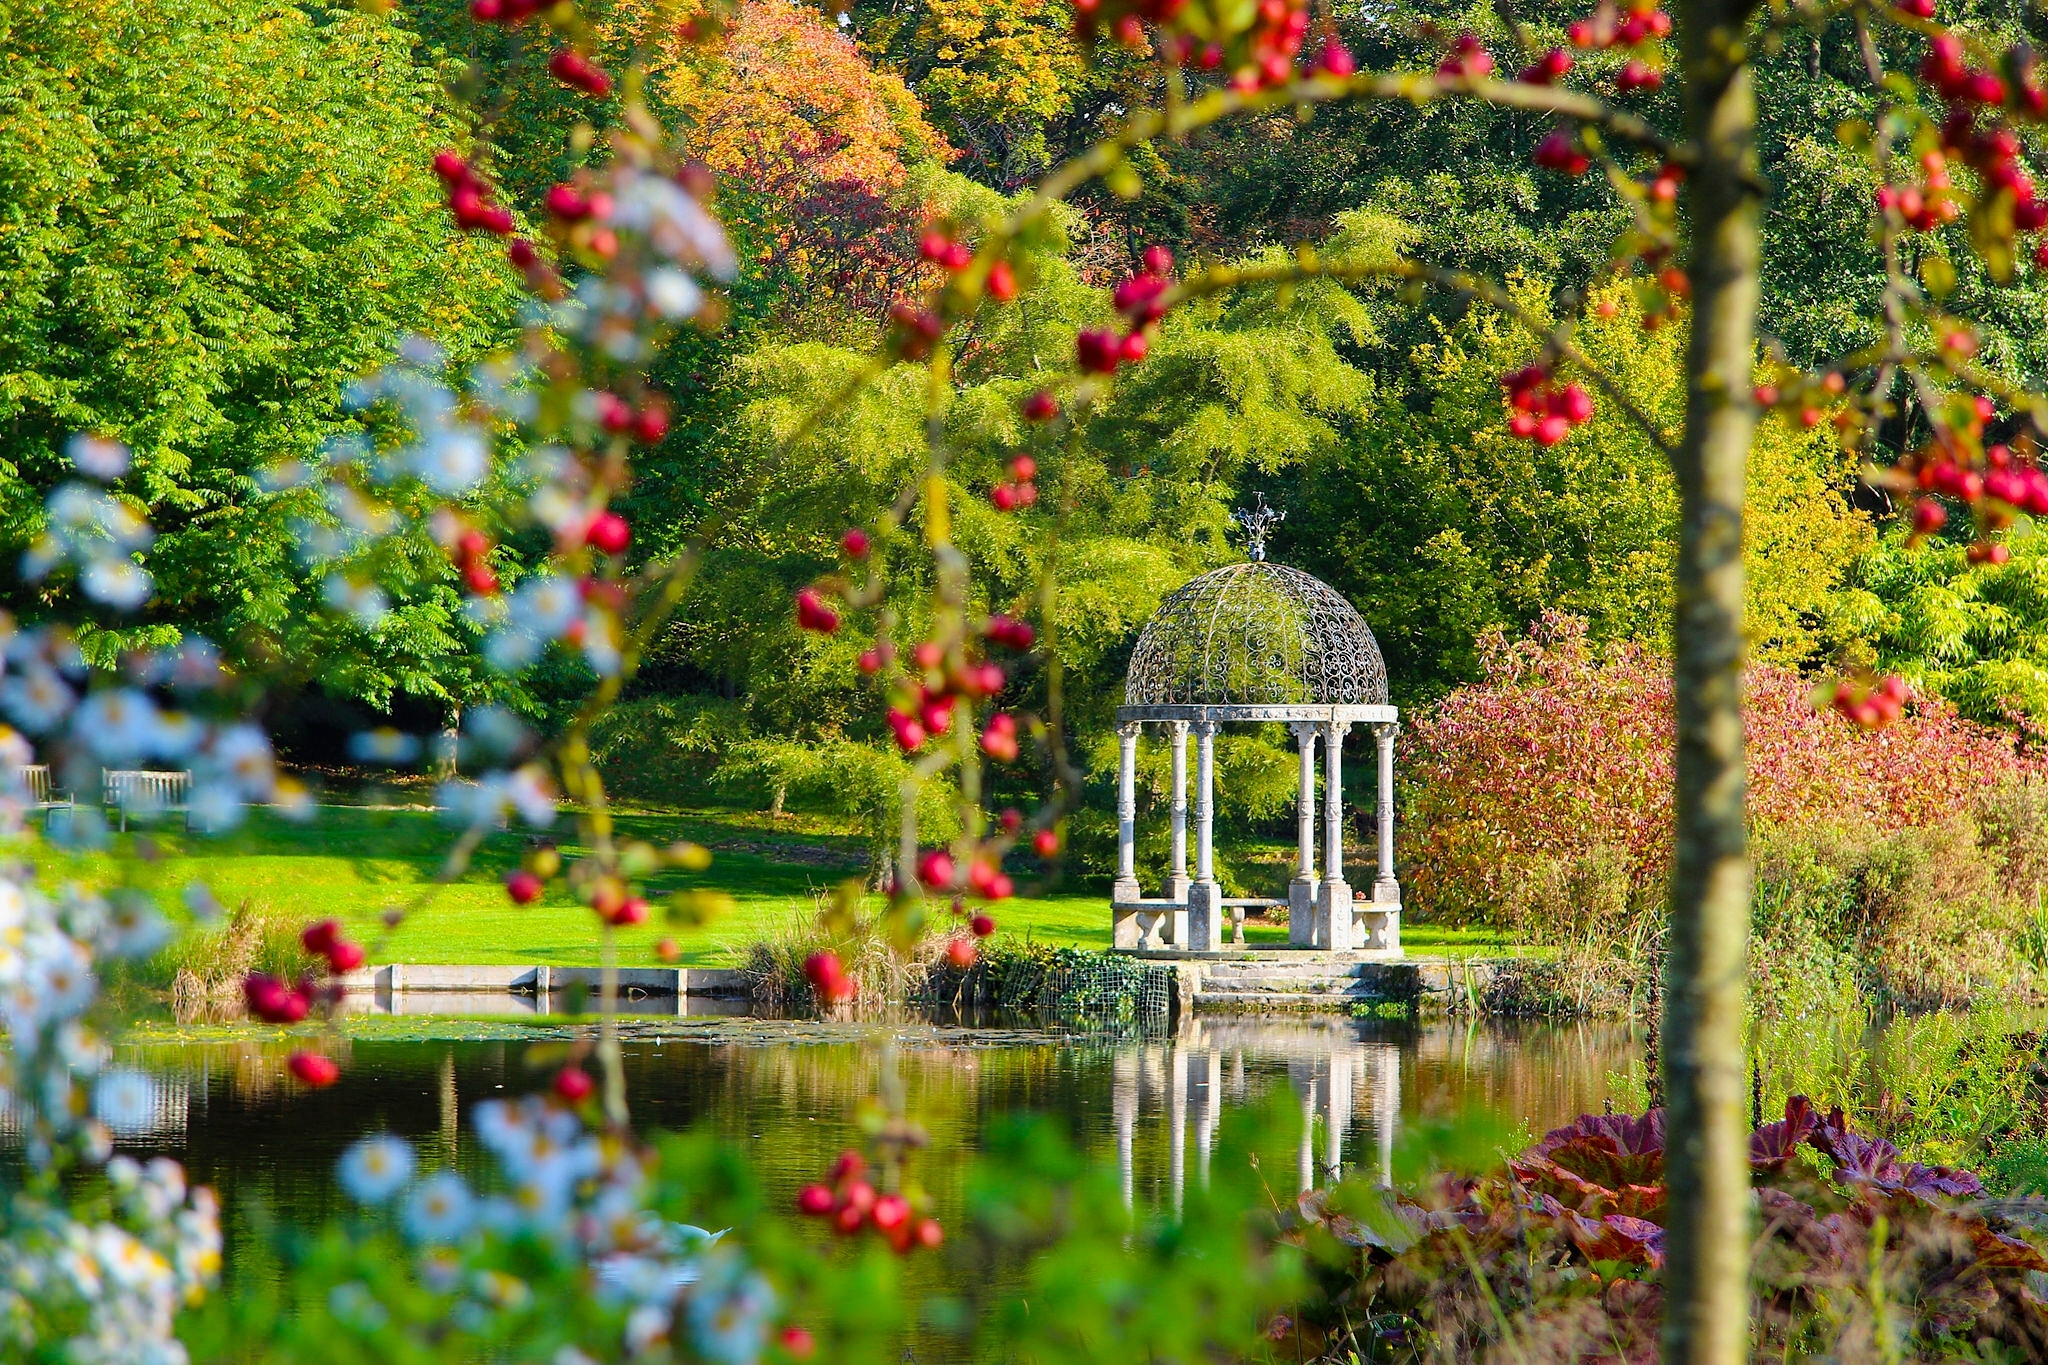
left=0, top=0, right=524, bottom=708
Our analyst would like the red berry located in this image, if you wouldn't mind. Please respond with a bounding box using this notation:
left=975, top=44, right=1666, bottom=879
left=585, top=511, right=631, bottom=556
left=554, top=1066, right=595, bottom=1101
left=632, top=405, right=670, bottom=444
left=506, top=870, right=545, bottom=904
left=988, top=260, right=1018, bottom=301
left=1142, top=244, right=1174, bottom=276
left=797, top=1184, right=836, bottom=1216
left=1033, top=828, right=1059, bottom=857
left=326, top=940, right=365, bottom=973
left=507, top=239, right=540, bottom=269
left=780, top=1326, right=816, bottom=1359
left=1753, top=385, right=1779, bottom=408
left=1119, top=332, right=1149, bottom=364
left=1076, top=329, right=1121, bottom=374
left=970, top=913, right=997, bottom=937
left=1021, top=391, right=1059, bottom=422
left=608, top=896, right=649, bottom=927
left=465, top=561, right=500, bottom=595
left=805, top=951, right=854, bottom=1003
left=991, top=484, right=1018, bottom=512
left=872, top=1193, right=911, bottom=1230
left=301, top=918, right=341, bottom=955
left=432, top=151, right=470, bottom=183
left=795, top=588, right=840, bottom=634
left=915, top=1218, right=943, bottom=1248
left=858, top=649, right=883, bottom=674
left=918, top=850, right=956, bottom=890
left=470, top=0, right=503, bottom=18
left=288, top=1052, right=340, bottom=1087
left=842, top=528, right=871, bottom=559
left=1010, top=455, right=1037, bottom=481
left=546, top=184, right=593, bottom=220
left=946, top=937, right=978, bottom=969
left=830, top=1149, right=866, bottom=1182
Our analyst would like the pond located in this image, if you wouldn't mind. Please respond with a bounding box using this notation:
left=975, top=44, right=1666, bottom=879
left=78, top=1011, right=1642, bottom=1294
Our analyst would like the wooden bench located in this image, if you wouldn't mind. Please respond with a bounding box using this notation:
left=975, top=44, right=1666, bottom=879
left=102, top=769, right=194, bottom=832
left=11, top=765, right=75, bottom=828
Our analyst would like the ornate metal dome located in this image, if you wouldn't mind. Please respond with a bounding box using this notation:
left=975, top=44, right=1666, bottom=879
left=1123, top=561, right=1390, bottom=707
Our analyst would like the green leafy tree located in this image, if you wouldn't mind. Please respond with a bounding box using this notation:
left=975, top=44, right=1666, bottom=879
left=0, top=0, right=523, bottom=708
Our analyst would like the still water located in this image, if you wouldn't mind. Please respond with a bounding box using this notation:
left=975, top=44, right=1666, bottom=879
left=95, top=1012, right=1640, bottom=1283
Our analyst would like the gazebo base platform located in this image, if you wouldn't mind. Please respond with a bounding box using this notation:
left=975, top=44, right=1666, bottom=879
left=1113, top=946, right=1406, bottom=962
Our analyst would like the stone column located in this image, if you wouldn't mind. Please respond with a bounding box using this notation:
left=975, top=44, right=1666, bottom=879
left=1186, top=720, right=1221, bottom=952
left=1318, top=719, right=1353, bottom=951
left=1112, top=722, right=1142, bottom=942
left=1288, top=721, right=1319, bottom=947
left=1167, top=721, right=1191, bottom=903
left=1360, top=721, right=1402, bottom=952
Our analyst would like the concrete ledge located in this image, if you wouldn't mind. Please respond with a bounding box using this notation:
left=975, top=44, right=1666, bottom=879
left=336, top=964, right=749, bottom=1000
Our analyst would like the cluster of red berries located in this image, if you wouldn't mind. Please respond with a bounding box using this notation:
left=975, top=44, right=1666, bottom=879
left=589, top=877, right=651, bottom=927
left=1874, top=155, right=1963, bottom=234
left=918, top=231, right=1019, bottom=301
left=984, top=615, right=1037, bottom=650
left=1831, top=675, right=1910, bottom=728
left=918, top=846, right=1019, bottom=903
left=803, top=950, right=855, bottom=1004
left=1533, top=130, right=1592, bottom=176
left=1081, top=247, right=1176, bottom=373
left=1519, top=48, right=1573, bottom=85
left=454, top=527, right=499, bottom=595
left=1567, top=3, right=1671, bottom=90
left=288, top=1052, right=341, bottom=1087
left=302, top=918, right=366, bottom=974
left=1921, top=34, right=2042, bottom=116
left=889, top=646, right=1008, bottom=750
left=887, top=302, right=946, bottom=361
left=795, top=588, right=841, bottom=634
left=548, top=48, right=614, bottom=97
left=1436, top=33, right=1494, bottom=80
left=433, top=152, right=515, bottom=236
left=980, top=712, right=1021, bottom=762
left=991, top=456, right=1039, bottom=511
left=593, top=391, right=670, bottom=446
left=1232, top=0, right=1313, bottom=91
left=245, top=971, right=318, bottom=1024
left=795, top=1152, right=943, bottom=1253
left=1501, top=367, right=1594, bottom=445
left=467, top=0, right=543, bottom=19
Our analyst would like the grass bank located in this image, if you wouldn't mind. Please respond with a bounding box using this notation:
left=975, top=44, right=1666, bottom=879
left=34, top=805, right=1508, bottom=975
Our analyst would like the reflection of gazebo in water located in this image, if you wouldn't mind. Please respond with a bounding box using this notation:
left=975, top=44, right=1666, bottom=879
left=1112, top=497, right=1400, bottom=955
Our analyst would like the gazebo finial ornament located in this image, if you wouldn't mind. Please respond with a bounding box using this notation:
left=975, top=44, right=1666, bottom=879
left=1231, top=493, right=1284, bottom=563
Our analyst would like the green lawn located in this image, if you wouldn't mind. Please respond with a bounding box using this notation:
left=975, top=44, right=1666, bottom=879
left=33, top=805, right=1516, bottom=968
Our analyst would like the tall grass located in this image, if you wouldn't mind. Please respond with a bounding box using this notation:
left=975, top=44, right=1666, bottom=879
left=150, top=903, right=318, bottom=1024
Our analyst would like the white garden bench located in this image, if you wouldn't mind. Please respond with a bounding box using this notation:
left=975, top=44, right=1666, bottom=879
left=11, top=765, right=75, bottom=827
left=102, top=769, right=194, bottom=832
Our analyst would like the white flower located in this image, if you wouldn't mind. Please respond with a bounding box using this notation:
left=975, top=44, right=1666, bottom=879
left=461, top=706, right=529, bottom=762
left=2, top=664, right=76, bottom=732
left=401, top=1171, right=475, bottom=1244
left=411, top=427, right=490, bottom=495
left=347, top=728, right=421, bottom=765
left=206, top=724, right=275, bottom=797
left=69, top=435, right=132, bottom=480
left=93, top=1071, right=156, bottom=1133
left=518, top=575, right=582, bottom=637
left=645, top=268, right=703, bottom=320
left=69, top=689, right=162, bottom=766
left=81, top=558, right=153, bottom=610
left=626, top=1303, right=672, bottom=1356
left=323, top=576, right=390, bottom=630
left=102, top=891, right=171, bottom=959
left=336, top=1135, right=415, bottom=1205
left=186, top=784, right=243, bottom=832
left=688, top=1258, right=775, bottom=1365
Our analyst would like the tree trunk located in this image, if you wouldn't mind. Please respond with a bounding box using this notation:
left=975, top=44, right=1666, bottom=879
left=1665, top=3, right=1761, bottom=1362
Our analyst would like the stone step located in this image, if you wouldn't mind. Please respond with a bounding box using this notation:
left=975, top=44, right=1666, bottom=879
left=1200, top=962, right=1379, bottom=979
left=1198, top=975, right=1373, bottom=994
left=1193, top=991, right=1397, bottom=1012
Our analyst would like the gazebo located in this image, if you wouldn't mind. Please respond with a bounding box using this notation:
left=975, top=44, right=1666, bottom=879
left=1111, top=498, right=1400, bottom=956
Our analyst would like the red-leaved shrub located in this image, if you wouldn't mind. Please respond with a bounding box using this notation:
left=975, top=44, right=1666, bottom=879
left=1404, top=613, right=2045, bottom=923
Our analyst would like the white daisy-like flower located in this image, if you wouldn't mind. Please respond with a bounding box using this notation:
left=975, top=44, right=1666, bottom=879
left=81, top=557, right=154, bottom=610
left=94, top=1071, right=157, bottom=1133
left=70, top=689, right=162, bottom=766
left=3, top=664, right=77, bottom=733
left=335, top=1135, right=415, bottom=1206
left=644, top=267, right=703, bottom=320
left=346, top=728, right=421, bottom=765
left=411, top=427, right=490, bottom=495
left=207, top=724, right=275, bottom=797
left=69, top=435, right=132, bottom=480
left=323, top=575, right=390, bottom=630
left=401, top=1171, right=476, bottom=1245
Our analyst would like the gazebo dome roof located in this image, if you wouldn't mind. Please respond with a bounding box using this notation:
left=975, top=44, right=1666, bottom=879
left=1123, top=561, right=1389, bottom=708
